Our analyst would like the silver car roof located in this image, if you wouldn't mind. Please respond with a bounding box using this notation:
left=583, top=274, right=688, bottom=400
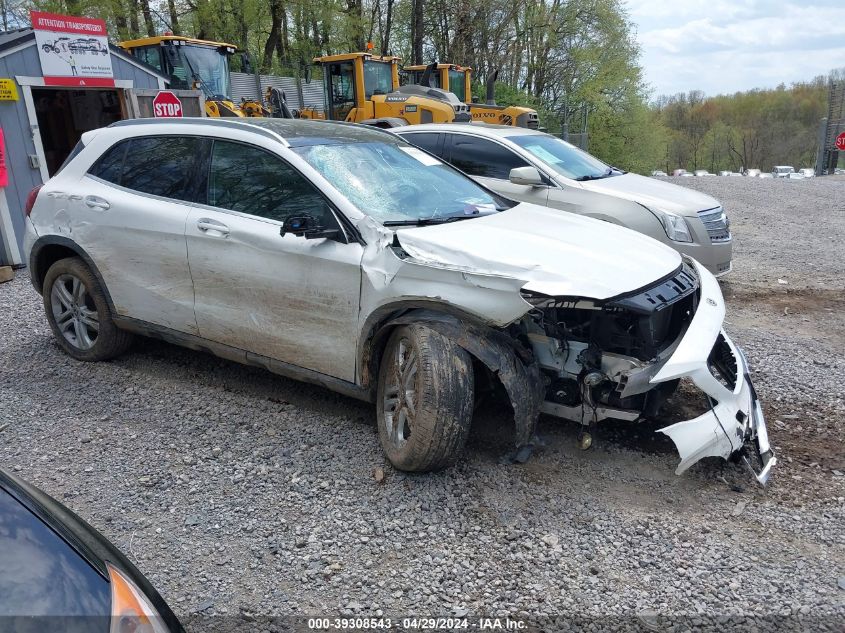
left=393, top=122, right=547, bottom=140
left=109, top=117, right=400, bottom=147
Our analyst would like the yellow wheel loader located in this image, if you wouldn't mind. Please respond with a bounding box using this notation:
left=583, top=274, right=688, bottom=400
left=402, top=62, right=473, bottom=103
left=119, top=35, right=266, bottom=118
left=296, top=53, right=471, bottom=127
left=403, top=63, right=539, bottom=128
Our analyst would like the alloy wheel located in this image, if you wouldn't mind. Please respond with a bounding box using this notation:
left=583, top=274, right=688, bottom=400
left=50, top=273, right=99, bottom=350
left=382, top=338, right=418, bottom=449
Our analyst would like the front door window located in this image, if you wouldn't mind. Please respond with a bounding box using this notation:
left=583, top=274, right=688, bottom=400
left=327, top=62, right=355, bottom=121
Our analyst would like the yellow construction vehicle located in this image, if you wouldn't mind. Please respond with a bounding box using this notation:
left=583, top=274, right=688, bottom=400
left=402, top=62, right=473, bottom=104
left=119, top=35, right=267, bottom=117
left=403, top=63, right=539, bottom=128
left=296, top=52, right=470, bottom=126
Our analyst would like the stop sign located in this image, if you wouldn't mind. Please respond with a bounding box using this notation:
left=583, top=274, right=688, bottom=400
left=837, top=132, right=845, bottom=151
left=152, top=91, right=183, bottom=118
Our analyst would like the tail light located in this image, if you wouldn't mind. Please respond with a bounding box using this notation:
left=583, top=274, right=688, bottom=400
left=24, top=184, right=44, bottom=217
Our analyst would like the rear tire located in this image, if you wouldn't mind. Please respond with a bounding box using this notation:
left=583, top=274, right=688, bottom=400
left=376, top=324, right=474, bottom=471
left=42, top=257, right=133, bottom=361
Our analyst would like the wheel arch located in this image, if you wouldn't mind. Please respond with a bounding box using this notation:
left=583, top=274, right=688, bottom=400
left=358, top=300, right=491, bottom=391
left=29, top=236, right=116, bottom=314
left=359, top=302, right=544, bottom=452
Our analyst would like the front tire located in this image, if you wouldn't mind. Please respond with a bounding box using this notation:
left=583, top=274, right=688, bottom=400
left=376, top=324, right=474, bottom=471
left=42, top=257, right=133, bottom=361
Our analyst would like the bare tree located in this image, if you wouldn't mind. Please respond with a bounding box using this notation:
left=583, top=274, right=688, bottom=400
left=168, top=0, right=181, bottom=34
left=140, top=0, right=155, bottom=36
left=382, top=0, right=394, bottom=54
left=410, top=0, right=423, bottom=64
left=263, top=0, right=286, bottom=70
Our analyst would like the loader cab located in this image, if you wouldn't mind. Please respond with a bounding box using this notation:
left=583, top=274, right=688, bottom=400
left=317, top=53, right=401, bottom=121
left=403, top=63, right=472, bottom=104
left=119, top=36, right=235, bottom=101
left=404, top=67, right=442, bottom=89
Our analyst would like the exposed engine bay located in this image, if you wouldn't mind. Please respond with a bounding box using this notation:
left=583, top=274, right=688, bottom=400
left=516, top=260, right=776, bottom=485
left=521, top=263, right=698, bottom=424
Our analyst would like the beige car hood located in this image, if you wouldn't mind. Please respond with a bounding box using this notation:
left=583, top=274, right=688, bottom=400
left=579, top=173, right=721, bottom=217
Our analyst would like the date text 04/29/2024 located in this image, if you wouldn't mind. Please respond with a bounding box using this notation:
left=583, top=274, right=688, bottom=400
left=307, top=617, right=527, bottom=630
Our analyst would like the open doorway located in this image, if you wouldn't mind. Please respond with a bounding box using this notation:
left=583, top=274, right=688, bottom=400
left=32, top=87, right=124, bottom=176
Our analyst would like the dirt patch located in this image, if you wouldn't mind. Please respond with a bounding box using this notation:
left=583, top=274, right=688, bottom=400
left=722, top=283, right=845, bottom=347
left=763, top=398, right=845, bottom=493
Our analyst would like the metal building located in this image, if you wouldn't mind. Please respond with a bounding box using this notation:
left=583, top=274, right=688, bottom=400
left=0, top=27, right=170, bottom=267
left=817, top=80, right=845, bottom=175
left=229, top=71, right=326, bottom=113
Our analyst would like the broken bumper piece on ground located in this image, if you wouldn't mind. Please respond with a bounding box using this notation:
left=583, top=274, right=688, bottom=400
left=651, top=261, right=776, bottom=485
left=656, top=336, right=776, bottom=485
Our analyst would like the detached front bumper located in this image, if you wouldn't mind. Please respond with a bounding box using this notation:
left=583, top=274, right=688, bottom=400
left=651, top=260, right=776, bottom=485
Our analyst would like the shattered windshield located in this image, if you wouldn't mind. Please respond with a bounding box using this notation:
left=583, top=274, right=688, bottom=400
left=169, top=45, right=230, bottom=99
left=293, top=141, right=504, bottom=224
left=509, top=134, right=620, bottom=181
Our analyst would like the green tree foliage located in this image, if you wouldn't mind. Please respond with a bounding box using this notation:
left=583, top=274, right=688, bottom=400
left=654, top=79, right=828, bottom=173
left=7, top=0, right=830, bottom=174
left=12, top=0, right=651, bottom=118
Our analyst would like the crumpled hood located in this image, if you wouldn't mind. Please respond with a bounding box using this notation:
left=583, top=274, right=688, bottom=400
left=395, top=203, right=682, bottom=299
left=578, top=173, right=721, bottom=217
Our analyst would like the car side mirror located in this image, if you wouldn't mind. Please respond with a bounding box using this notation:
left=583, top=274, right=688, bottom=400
left=509, top=166, right=544, bottom=187
left=281, top=214, right=340, bottom=240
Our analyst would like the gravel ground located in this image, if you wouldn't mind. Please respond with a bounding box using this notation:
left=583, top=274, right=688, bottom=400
left=1, top=176, right=843, bottom=631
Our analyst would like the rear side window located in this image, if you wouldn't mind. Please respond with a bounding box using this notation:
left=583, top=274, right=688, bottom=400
left=88, top=136, right=203, bottom=202
left=206, top=140, right=338, bottom=228
left=446, top=134, right=529, bottom=179
left=402, top=133, right=443, bottom=157
left=89, top=141, right=128, bottom=183
left=56, top=140, right=86, bottom=174
left=121, top=137, right=203, bottom=201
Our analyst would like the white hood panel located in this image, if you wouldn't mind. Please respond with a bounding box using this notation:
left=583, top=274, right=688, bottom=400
left=579, top=173, right=721, bottom=217
left=395, top=203, right=682, bottom=300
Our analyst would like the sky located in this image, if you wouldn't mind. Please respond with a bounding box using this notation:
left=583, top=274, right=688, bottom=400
left=625, top=0, right=845, bottom=98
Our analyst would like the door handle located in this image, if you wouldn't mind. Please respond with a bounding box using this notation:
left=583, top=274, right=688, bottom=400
left=197, top=218, right=230, bottom=236
left=84, top=195, right=110, bottom=210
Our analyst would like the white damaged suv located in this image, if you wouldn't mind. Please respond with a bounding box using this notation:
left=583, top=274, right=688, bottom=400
left=23, top=119, right=775, bottom=483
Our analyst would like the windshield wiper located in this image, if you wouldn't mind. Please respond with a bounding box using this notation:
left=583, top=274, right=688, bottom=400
left=383, top=215, right=478, bottom=227
left=574, top=168, right=615, bottom=182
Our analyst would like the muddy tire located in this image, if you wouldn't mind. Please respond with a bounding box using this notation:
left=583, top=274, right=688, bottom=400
left=43, top=257, right=133, bottom=362
left=376, top=324, right=474, bottom=471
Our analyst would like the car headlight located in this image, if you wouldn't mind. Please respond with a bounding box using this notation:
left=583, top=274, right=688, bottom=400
left=652, top=208, right=693, bottom=243
left=108, top=564, right=171, bottom=633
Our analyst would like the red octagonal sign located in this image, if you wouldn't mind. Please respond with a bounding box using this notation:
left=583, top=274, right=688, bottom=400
left=153, top=91, right=183, bottom=118
left=837, top=132, right=845, bottom=151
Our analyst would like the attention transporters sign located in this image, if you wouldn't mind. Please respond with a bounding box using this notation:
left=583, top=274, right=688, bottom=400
left=31, top=11, right=114, bottom=87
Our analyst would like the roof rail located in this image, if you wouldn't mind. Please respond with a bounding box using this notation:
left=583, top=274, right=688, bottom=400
left=107, top=117, right=289, bottom=146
